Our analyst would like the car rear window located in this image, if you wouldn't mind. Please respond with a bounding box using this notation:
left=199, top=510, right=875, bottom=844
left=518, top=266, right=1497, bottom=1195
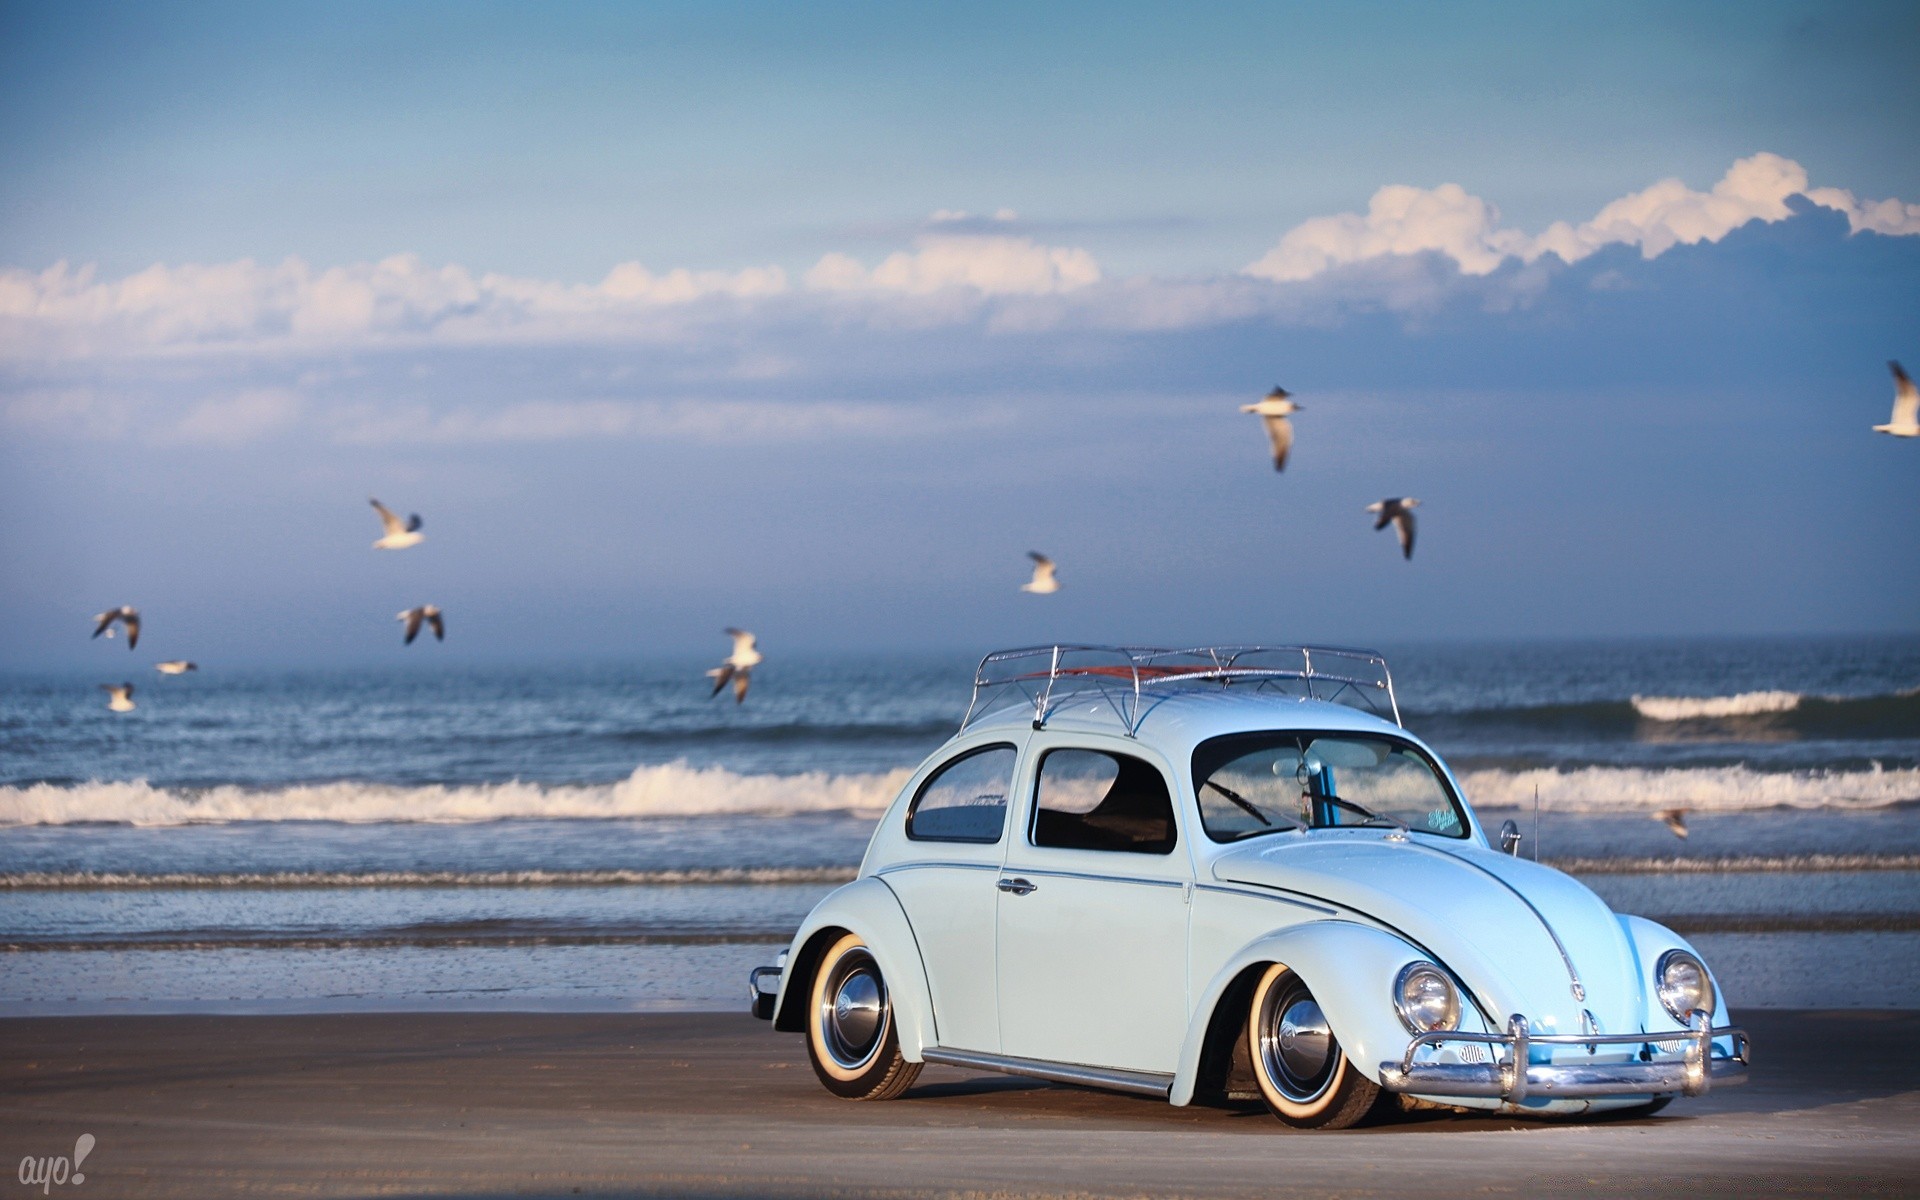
left=906, top=744, right=1016, bottom=843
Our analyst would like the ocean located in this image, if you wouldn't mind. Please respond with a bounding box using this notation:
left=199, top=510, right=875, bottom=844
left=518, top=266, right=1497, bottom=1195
left=3, top=635, right=1917, bottom=1014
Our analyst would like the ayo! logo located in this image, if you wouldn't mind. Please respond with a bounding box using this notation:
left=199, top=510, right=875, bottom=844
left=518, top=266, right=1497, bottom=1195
left=16, top=1136, right=93, bottom=1195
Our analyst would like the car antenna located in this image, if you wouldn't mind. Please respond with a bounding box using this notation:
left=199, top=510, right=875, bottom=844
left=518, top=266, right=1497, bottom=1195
left=1532, top=782, right=1541, bottom=862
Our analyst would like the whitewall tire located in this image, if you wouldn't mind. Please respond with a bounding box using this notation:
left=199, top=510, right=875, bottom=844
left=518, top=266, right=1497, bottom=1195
left=1247, top=963, right=1381, bottom=1129
left=804, top=932, right=922, bottom=1100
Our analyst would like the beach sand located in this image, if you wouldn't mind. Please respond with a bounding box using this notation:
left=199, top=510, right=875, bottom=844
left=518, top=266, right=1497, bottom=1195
left=3, top=1010, right=1916, bottom=1198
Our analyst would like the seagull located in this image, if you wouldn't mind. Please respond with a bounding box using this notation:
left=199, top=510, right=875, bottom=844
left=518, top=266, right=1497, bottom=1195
left=397, top=605, right=444, bottom=645
left=1874, top=361, right=1919, bottom=437
left=91, top=606, right=140, bottom=649
left=101, top=683, right=135, bottom=712
left=1365, top=498, right=1421, bottom=560
left=155, top=661, right=198, bottom=675
left=1240, top=386, right=1304, bottom=471
left=1655, top=808, right=1689, bottom=839
left=706, top=628, right=762, bottom=704
left=1021, top=551, right=1060, bottom=594
left=370, top=498, right=425, bottom=550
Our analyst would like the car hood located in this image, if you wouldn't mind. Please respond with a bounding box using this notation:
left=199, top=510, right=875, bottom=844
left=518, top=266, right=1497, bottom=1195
left=1211, top=834, right=1647, bottom=1034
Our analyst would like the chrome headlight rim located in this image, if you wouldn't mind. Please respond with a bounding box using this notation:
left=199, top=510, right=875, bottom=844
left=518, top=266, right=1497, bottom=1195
left=1393, top=961, right=1461, bottom=1034
left=1654, top=948, right=1715, bottom=1022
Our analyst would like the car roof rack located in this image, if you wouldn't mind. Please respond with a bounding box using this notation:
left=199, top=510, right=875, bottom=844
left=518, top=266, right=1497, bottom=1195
left=960, top=644, right=1401, bottom=736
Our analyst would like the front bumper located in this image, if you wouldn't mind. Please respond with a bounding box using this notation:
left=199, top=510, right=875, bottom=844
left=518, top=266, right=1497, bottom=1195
left=1378, top=1010, right=1749, bottom=1102
left=748, top=962, right=783, bottom=1021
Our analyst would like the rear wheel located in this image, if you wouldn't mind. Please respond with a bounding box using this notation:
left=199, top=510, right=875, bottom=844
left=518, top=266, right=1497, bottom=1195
left=804, top=932, right=922, bottom=1100
left=1247, top=964, right=1381, bottom=1129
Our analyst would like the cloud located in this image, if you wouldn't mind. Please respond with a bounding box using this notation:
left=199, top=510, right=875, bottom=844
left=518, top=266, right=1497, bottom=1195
left=806, top=230, right=1101, bottom=296
left=1245, top=153, right=1920, bottom=281
left=1243, top=183, right=1531, bottom=282
left=0, top=154, right=1911, bottom=366
left=164, top=389, right=303, bottom=445
left=324, top=398, right=978, bottom=446
left=0, top=253, right=789, bottom=359
left=0, top=388, right=133, bottom=438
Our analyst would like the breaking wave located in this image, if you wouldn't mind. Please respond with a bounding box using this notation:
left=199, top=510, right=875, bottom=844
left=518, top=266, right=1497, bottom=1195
left=1629, top=691, right=1803, bottom=720
left=1411, top=685, right=1920, bottom=740
left=1460, top=763, right=1920, bottom=813
left=0, top=760, right=911, bottom=827
left=0, top=867, right=859, bottom=889
left=5, top=761, right=1918, bottom=828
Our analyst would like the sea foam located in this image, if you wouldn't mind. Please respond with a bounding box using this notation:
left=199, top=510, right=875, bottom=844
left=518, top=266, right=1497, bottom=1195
left=4, top=761, right=1917, bottom=828
left=1630, top=691, right=1804, bottom=721
left=1460, top=762, right=1920, bottom=813
left=0, top=760, right=912, bottom=827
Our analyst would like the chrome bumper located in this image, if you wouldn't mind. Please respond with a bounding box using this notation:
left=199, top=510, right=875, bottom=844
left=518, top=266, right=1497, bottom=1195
left=748, top=964, right=782, bottom=1021
left=1379, top=1010, right=1749, bottom=1102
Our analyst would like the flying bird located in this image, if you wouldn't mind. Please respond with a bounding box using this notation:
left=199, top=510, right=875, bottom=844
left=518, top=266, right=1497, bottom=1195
left=1874, top=361, right=1919, bottom=437
left=101, top=683, right=135, bottom=713
left=91, top=606, right=140, bottom=649
left=1365, top=498, right=1421, bottom=560
left=1021, top=552, right=1060, bottom=594
left=155, top=661, right=198, bottom=675
left=1655, top=808, right=1689, bottom=839
left=370, top=498, right=425, bottom=549
left=1240, top=386, right=1304, bottom=471
left=706, top=628, right=762, bottom=704
left=397, top=605, right=444, bottom=645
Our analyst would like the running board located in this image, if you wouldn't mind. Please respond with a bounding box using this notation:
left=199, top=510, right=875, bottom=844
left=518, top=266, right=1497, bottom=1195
left=920, top=1047, right=1173, bottom=1098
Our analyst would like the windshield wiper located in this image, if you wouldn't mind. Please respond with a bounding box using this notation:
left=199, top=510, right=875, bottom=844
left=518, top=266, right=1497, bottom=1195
left=1315, top=793, right=1409, bottom=832
left=1204, top=780, right=1302, bottom=831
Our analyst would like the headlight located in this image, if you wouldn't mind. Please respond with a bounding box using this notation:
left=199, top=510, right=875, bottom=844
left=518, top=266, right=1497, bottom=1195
left=1655, top=949, right=1714, bottom=1022
left=1393, top=962, right=1460, bottom=1033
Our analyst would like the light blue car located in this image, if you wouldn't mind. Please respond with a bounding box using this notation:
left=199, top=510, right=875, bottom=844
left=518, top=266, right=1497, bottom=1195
left=751, top=645, right=1750, bottom=1128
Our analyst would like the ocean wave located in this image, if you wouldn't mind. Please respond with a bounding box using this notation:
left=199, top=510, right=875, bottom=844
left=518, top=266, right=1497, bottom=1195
left=1460, top=763, right=1920, bottom=813
left=5, top=760, right=1917, bottom=828
left=0, top=867, right=858, bottom=890
left=1629, top=691, right=1803, bottom=720
left=0, top=761, right=911, bottom=827
left=1, top=928, right=796, bottom=952
left=1411, top=685, right=1920, bottom=740
left=1548, top=854, right=1920, bottom=874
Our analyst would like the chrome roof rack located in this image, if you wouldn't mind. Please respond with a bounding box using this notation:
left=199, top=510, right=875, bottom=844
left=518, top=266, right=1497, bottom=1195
left=959, top=644, right=1401, bottom=736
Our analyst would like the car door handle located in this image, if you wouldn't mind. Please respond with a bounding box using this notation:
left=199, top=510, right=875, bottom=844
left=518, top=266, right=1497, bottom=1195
left=996, top=877, right=1038, bottom=896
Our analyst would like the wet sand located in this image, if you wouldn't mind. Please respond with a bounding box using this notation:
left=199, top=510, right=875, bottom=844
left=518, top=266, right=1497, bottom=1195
left=3, top=1010, right=1916, bottom=1198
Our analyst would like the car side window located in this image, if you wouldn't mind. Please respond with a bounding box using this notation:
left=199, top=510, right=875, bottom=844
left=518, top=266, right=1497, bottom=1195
left=906, top=744, right=1016, bottom=843
left=1031, top=748, right=1177, bottom=855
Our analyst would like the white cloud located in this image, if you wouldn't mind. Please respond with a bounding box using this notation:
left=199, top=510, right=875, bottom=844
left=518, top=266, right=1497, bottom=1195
left=805, top=233, right=1100, bottom=296
left=0, top=253, right=789, bottom=358
left=1245, top=153, right=1920, bottom=282
left=0, top=155, right=1910, bottom=365
left=324, top=398, right=956, bottom=446
left=0, top=388, right=133, bottom=438
left=1244, top=183, right=1531, bottom=281
left=164, top=389, right=303, bottom=445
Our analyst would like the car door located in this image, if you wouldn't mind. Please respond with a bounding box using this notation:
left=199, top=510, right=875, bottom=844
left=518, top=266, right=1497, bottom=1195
left=995, top=736, right=1193, bottom=1074
left=875, top=740, right=1019, bottom=1053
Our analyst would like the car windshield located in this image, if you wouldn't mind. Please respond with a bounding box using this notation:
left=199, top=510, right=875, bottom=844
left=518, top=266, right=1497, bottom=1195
left=1191, top=732, right=1469, bottom=842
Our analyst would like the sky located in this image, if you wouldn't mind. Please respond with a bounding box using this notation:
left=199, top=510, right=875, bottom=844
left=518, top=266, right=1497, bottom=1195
left=2, top=0, right=1917, bottom=668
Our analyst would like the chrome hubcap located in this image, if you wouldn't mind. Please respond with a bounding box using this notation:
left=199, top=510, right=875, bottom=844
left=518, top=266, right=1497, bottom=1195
left=819, top=948, right=888, bottom=1070
left=1259, top=977, right=1338, bottom=1102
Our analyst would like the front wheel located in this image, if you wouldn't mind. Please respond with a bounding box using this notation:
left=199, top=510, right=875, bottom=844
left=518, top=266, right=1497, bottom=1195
left=804, top=932, right=922, bottom=1100
left=1247, top=964, right=1381, bottom=1129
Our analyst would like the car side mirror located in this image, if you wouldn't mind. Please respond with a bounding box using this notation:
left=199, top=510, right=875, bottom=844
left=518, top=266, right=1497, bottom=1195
left=1498, top=819, right=1523, bottom=856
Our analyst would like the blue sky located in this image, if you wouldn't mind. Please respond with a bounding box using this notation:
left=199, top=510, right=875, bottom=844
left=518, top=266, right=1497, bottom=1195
left=2, top=1, right=1917, bottom=667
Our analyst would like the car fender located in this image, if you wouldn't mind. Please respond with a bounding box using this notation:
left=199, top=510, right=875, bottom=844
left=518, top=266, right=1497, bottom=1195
left=1617, top=914, right=1738, bottom=1053
left=770, top=876, right=937, bottom=1061
left=1170, top=920, right=1436, bottom=1106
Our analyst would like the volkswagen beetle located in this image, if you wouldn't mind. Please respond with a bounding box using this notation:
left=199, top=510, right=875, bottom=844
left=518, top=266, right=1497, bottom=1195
left=749, top=645, right=1749, bottom=1128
